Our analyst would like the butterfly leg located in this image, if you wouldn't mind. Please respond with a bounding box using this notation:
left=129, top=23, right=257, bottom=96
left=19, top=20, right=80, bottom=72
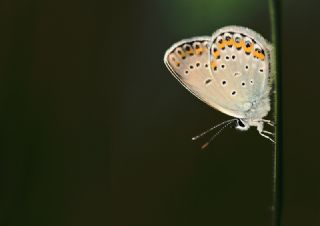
left=262, top=130, right=275, bottom=136
left=267, top=122, right=275, bottom=127
left=253, top=119, right=275, bottom=127
left=259, top=131, right=275, bottom=143
left=256, top=122, right=275, bottom=143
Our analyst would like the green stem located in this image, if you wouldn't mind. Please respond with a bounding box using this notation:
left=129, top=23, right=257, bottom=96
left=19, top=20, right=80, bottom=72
left=268, top=0, right=283, bottom=226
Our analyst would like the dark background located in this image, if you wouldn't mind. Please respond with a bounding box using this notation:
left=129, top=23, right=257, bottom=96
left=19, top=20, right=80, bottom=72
left=0, top=0, right=319, bottom=226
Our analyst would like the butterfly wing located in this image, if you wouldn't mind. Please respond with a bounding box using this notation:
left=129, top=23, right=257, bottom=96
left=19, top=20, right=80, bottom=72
left=208, top=26, right=272, bottom=119
left=164, top=37, right=245, bottom=118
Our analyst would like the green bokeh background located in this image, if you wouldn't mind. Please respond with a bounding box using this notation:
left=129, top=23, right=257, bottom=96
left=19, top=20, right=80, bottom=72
left=0, top=0, right=319, bottom=226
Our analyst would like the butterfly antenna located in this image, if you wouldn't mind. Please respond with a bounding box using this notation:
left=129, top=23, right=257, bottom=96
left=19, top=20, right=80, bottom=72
left=201, top=120, right=236, bottom=149
left=192, top=119, right=236, bottom=141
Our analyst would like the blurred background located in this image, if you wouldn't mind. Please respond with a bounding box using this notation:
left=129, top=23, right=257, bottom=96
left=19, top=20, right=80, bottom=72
left=0, top=0, right=319, bottom=226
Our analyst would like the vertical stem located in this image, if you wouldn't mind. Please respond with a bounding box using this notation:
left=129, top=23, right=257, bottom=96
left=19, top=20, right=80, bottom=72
left=269, top=0, right=283, bottom=226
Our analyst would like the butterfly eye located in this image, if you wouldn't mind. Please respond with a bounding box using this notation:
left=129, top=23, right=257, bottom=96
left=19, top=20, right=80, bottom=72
left=237, top=119, right=245, bottom=128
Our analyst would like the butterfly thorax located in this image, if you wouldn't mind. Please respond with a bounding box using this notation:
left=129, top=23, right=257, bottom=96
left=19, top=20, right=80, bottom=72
left=242, top=84, right=271, bottom=121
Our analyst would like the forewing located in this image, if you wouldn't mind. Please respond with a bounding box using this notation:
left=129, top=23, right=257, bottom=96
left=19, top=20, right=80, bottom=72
left=164, top=37, right=244, bottom=118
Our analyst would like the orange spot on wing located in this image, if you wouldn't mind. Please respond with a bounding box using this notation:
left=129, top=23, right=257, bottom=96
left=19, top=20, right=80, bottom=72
left=243, top=43, right=254, bottom=54
left=195, top=47, right=203, bottom=55
left=218, top=40, right=226, bottom=49
left=177, top=49, right=186, bottom=59
left=210, top=61, right=217, bottom=70
left=226, top=39, right=234, bottom=47
left=235, top=40, right=243, bottom=49
left=254, top=51, right=265, bottom=60
left=213, top=50, right=220, bottom=58
left=186, top=49, right=194, bottom=55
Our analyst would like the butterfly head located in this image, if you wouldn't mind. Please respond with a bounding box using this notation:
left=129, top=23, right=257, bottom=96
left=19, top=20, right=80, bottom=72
left=235, top=119, right=250, bottom=131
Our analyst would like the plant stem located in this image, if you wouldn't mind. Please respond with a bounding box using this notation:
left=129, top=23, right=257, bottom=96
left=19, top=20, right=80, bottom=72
left=268, top=0, right=283, bottom=226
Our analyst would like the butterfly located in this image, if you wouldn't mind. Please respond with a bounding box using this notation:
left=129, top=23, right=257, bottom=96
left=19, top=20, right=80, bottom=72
left=163, top=26, right=274, bottom=147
